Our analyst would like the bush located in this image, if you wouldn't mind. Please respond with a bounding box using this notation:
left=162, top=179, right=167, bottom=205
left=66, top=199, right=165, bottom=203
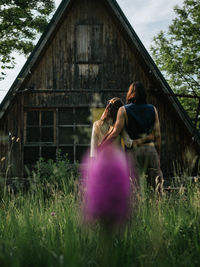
left=28, top=154, right=79, bottom=197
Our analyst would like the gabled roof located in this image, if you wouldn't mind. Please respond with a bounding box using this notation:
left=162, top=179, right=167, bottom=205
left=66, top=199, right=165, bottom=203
left=0, top=0, right=199, bottom=144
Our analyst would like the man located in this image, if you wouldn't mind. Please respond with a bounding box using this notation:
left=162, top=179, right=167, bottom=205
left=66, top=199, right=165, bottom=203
left=103, top=81, right=163, bottom=192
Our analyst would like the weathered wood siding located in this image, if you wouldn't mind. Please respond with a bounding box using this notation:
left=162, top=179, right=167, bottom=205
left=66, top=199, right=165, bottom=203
left=0, top=96, right=24, bottom=176
left=24, top=0, right=146, bottom=91
left=0, top=0, right=199, bottom=177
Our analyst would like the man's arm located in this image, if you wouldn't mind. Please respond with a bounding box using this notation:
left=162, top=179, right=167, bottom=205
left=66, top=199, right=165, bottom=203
left=104, top=106, right=126, bottom=143
left=153, top=107, right=161, bottom=156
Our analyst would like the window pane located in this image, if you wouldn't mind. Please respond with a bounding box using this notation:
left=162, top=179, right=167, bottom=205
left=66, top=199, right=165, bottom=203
left=41, top=147, right=56, bottom=160
left=27, top=127, right=40, bottom=142
left=24, top=146, right=40, bottom=165
left=75, top=108, right=90, bottom=124
left=59, top=146, right=74, bottom=163
left=41, top=127, right=54, bottom=142
left=27, top=111, right=39, bottom=126
left=76, top=25, right=90, bottom=62
left=74, top=127, right=91, bottom=144
left=76, top=25, right=102, bottom=62
left=90, top=25, right=102, bottom=62
left=41, top=111, right=54, bottom=125
left=76, top=146, right=89, bottom=162
left=58, top=108, right=74, bottom=125
left=59, top=127, right=74, bottom=144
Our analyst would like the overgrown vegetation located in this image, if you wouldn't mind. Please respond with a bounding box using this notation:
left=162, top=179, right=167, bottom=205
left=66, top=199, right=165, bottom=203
left=151, top=0, right=200, bottom=121
left=0, top=0, right=55, bottom=80
left=0, top=157, right=200, bottom=266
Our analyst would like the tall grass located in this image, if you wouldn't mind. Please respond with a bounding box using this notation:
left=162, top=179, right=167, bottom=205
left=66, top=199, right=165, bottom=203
left=0, top=158, right=200, bottom=267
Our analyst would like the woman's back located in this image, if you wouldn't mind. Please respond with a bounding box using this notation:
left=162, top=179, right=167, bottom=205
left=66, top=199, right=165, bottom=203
left=90, top=118, right=121, bottom=157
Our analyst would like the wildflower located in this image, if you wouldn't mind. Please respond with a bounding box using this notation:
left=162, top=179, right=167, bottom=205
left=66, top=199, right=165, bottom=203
left=1, top=157, right=6, bottom=161
left=16, top=137, right=20, bottom=142
left=11, top=136, right=15, bottom=141
left=179, top=184, right=185, bottom=195
left=82, top=145, right=131, bottom=226
left=51, top=212, right=56, bottom=216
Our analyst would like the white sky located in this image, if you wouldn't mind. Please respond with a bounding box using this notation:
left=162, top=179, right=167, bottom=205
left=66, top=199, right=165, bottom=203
left=0, top=0, right=184, bottom=103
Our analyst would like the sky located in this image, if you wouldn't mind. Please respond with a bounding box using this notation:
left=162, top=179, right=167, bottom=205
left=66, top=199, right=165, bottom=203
left=0, top=0, right=185, bottom=103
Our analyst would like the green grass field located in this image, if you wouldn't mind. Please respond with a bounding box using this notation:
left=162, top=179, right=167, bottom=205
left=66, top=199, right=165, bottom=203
left=0, top=157, right=200, bottom=267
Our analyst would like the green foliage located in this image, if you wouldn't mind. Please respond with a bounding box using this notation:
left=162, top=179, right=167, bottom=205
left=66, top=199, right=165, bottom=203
left=150, top=0, right=200, bottom=120
left=29, top=154, right=79, bottom=197
left=0, top=0, right=55, bottom=80
left=1, top=175, right=200, bottom=266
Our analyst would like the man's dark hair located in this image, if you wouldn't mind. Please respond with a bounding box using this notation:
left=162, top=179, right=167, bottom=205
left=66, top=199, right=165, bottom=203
left=126, top=81, right=147, bottom=104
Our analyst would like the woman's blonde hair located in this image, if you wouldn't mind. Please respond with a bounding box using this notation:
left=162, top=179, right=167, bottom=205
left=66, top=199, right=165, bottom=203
left=101, top=97, right=123, bottom=123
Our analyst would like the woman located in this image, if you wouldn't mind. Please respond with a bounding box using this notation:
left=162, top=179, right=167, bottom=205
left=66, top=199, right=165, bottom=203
left=90, top=97, right=154, bottom=157
left=90, top=97, right=130, bottom=157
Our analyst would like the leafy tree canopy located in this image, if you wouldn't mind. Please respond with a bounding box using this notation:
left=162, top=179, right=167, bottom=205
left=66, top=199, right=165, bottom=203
left=150, top=0, right=200, bottom=120
left=0, top=0, right=55, bottom=80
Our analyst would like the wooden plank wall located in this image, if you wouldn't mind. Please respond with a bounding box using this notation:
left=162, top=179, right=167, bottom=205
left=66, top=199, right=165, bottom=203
left=0, top=96, right=24, bottom=176
left=0, top=0, right=198, bottom=177
left=24, top=0, right=146, bottom=91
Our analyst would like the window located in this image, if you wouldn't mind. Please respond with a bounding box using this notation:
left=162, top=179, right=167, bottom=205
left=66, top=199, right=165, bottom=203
left=24, top=108, right=92, bottom=168
left=26, top=110, right=54, bottom=143
left=76, top=25, right=102, bottom=63
left=58, top=107, right=91, bottom=163
left=24, top=109, right=56, bottom=168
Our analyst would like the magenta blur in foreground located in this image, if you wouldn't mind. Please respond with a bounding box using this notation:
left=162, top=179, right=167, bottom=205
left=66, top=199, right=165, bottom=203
left=81, top=145, right=131, bottom=226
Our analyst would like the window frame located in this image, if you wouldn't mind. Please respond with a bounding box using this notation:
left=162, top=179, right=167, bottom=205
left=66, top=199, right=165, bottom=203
left=24, top=107, right=92, bottom=165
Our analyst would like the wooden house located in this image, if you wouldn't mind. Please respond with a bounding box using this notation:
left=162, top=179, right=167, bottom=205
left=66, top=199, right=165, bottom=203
left=0, top=0, right=199, bottom=178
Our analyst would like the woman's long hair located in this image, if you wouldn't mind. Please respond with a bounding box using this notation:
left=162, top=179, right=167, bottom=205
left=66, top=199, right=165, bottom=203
left=101, top=97, right=123, bottom=124
left=126, top=81, right=147, bottom=104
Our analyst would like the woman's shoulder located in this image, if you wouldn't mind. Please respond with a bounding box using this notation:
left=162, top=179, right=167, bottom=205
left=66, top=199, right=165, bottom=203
left=93, top=120, right=104, bottom=134
left=93, top=119, right=102, bottom=128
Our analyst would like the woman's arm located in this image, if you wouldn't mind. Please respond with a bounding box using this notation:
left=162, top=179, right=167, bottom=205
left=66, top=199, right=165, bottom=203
left=122, top=129, right=154, bottom=148
left=132, top=133, right=155, bottom=147
left=121, top=129, right=133, bottom=148
left=90, top=122, right=99, bottom=157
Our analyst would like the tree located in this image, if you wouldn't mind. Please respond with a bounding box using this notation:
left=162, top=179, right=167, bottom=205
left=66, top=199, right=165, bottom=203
left=150, top=0, right=200, bottom=120
left=0, top=0, right=55, bottom=80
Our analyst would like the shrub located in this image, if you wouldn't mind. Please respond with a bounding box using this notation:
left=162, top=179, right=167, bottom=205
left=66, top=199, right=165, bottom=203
left=28, top=154, right=79, bottom=197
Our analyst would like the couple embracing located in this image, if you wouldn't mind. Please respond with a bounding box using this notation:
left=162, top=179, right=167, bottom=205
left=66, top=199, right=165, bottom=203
left=90, top=81, right=163, bottom=192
